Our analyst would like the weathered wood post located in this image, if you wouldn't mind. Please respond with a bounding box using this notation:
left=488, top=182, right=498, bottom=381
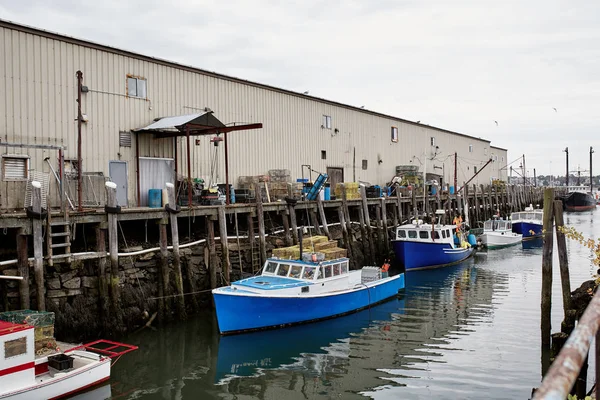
left=254, top=183, right=268, bottom=266
left=411, top=186, right=417, bottom=220
left=166, top=182, right=185, bottom=318
left=280, top=210, right=293, bottom=245
left=360, top=184, right=376, bottom=260
left=217, top=206, right=231, bottom=284
left=316, top=195, right=331, bottom=239
left=473, top=184, right=479, bottom=223
left=105, top=182, right=120, bottom=310
left=288, top=203, right=299, bottom=245
left=395, top=188, right=403, bottom=224
left=553, top=200, right=572, bottom=316
left=310, top=208, right=321, bottom=235
left=357, top=206, right=370, bottom=258
left=157, top=219, right=170, bottom=322
left=247, top=213, right=256, bottom=250
left=541, top=188, right=555, bottom=348
left=380, top=197, right=389, bottom=254
left=95, top=223, right=110, bottom=327
left=207, top=216, right=218, bottom=290
left=341, top=185, right=355, bottom=265
left=31, top=181, right=45, bottom=311
left=16, top=228, right=30, bottom=309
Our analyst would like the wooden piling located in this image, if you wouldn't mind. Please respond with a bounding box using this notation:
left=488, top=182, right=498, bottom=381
left=254, top=183, right=268, bottom=266
left=316, top=195, right=331, bottom=239
left=464, top=184, right=470, bottom=223
left=280, top=210, right=293, bottom=245
left=16, top=229, right=30, bottom=310
left=31, top=182, right=45, bottom=311
left=374, top=202, right=383, bottom=256
left=207, top=217, right=217, bottom=290
left=310, top=208, right=321, bottom=235
left=106, top=182, right=120, bottom=309
left=157, top=219, right=170, bottom=321
left=217, top=206, right=231, bottom=284
left=541, top=188, right=555, bottom=347
left=166, top=183, right=185, bottom=318
left=360, top=185, right=376, bottom=260
left=288, top=204, right=299, bottom=245
left=95, top=223, right=110, bottom=327
left=357, top=205, right=370, bottom=259
left=479, top=184, right=486, bottom=219
left=247, top=213, right=256, bottom=249
left=553, top=200, right=572, bottom=316
left=395, top=188, right=403, bottom=224
left=341, top=185, right=355, bottom=264
left=380, top=197, right=389, bottom=254
left=337, top=207, right=350, bottom=251
left=411, top=186, right=417, bottom=219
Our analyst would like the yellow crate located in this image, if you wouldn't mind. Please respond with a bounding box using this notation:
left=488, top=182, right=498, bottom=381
left=34, top=325, right=54, bottom=341
left=314, top=240, right=338, bottom=251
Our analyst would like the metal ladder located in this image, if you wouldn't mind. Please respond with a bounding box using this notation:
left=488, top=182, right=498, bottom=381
left=46, top=212, right=71, bottom=266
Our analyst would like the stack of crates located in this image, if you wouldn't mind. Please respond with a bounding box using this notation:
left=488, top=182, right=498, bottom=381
left=334, top=182, right=360, bottom=200
left=268, top=169, right=295, bottom=200
left=271, top=236, right=348, bottom=261
left=361, top=266, right=382, bottom=283
left=0, top=310, right=57, bottom=353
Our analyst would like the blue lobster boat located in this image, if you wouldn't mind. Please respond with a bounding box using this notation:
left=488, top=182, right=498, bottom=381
left=212, top=256, right=405, bottom=335
left=391, top=216, right=474, bottom=271
left=510, top=205, right=543, bottom=240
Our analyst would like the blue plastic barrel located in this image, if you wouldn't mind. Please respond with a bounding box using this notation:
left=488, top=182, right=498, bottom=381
left=431, top=186, right=437, bottom=195
left=148, top=189, right=162, bottom=208
left=324, top=185, right=331, bottom=200
left=449, top=186, right=455, bottom=195
left=468, top=234, right=477, bottom=246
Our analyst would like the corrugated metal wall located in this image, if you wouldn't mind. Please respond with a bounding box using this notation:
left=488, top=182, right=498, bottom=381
left=0, top=23, right=508, bottom=209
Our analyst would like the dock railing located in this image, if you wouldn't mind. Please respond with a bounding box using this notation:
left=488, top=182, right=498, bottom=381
left=533, top=281, right=600, bottom=399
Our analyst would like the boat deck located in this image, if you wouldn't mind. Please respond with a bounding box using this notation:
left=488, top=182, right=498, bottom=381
left=235, top=276, right=311, bottom=290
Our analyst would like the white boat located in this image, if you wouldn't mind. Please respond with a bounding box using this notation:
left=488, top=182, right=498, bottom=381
left=0, top=321, right=136, bottom=399
left=479, top=219, right=522, bottom=249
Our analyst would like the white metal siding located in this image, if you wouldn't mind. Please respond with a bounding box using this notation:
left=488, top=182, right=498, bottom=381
left=0, top=23, right=506, bottom=209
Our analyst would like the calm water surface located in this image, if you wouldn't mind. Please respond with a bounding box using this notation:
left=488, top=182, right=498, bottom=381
left=98, top=209, right=598, bottom=399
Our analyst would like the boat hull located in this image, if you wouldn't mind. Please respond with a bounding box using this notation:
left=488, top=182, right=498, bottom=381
left=0, top=357, right=110, bottom=400
left=391, top=240, right=474, bottom=271
left=512, top=222, right=542, bottom=239
left=213, top=274, right=405, bottom=334
left=480, top=232, right=522, bottom=249
left=563, top=192, right=597, bottom=212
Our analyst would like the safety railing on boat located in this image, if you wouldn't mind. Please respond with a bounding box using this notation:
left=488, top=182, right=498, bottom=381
left=533, top=287, right=600, bottom=399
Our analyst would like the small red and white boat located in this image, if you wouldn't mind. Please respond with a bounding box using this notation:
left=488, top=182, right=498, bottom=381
left=0, top=320, right=137, bottom=399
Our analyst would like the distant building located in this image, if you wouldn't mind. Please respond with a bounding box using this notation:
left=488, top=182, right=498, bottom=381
left=0, top=20, right=508, bottom=209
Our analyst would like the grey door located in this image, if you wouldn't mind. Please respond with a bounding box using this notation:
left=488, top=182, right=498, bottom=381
left=109, top=161, right=128, bottom=207
left=326, top=167, right=344, bottom=191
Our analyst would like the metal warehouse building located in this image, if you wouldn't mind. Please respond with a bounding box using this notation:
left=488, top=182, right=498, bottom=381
left=0, top=19, right=507, bottom=210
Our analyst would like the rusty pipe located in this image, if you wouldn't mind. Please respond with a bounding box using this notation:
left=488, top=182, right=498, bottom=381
left=76, top=70, right=83, bottom=211
left=533, top=288, right=600, bottom=399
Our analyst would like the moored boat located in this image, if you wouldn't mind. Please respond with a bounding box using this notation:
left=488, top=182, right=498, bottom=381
left=479, top=219, right=522, bottom=249
left=562, top=190, right=596, bottom=212
left=0, top=322, right=137, bottom=400
left=212, top=256, right=405, bottom=335
left=510, top=205, right=543, bottom=240
left=391, top=212, right=475, bottom=271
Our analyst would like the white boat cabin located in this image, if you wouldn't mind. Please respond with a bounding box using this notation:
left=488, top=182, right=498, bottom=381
left=394, top=220, right=456, bottom=244
left=261, top=258, right=350, bottom=281
left=0, top=321, right=35, bottom=393
left=510, top=207, right=543, bottom=225
left=483, top=219, right=512, bottom=232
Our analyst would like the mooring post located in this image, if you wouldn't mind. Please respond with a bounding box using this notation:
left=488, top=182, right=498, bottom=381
left=341, top=184, right=355, bottom=265
left=288, top=203, right=299, bottom=245
left=31, top=181, right=45, bottom=311
left=541, top=188, right=555, bottom=348
left=553, top=199, right=572, bottom=316
left=254, top=183, right=268, bottom=266
left=105, top=182, right=120, bottom=309
left=16, top=228, right=30, bottom=309
left=207, top=216, right=217, bottom=290
left=246, top=213, right=256, bottom=249
left=357, top=205, right=370, bottom=258
left=360, top=184, right=375, bottom=260
left=166, top=183, right=185, bottom=318
left=157, top=219, right=170, bottom=321
left=395, top=188, right=403, bottom=224
left=310, top=208, right=321, bottom=235
left=217, top=206, right=231, bottom=284
left=280, top=209, right=293, bottom=245
left=374, top=201, right=383, bottom=256
left=337, top=206, right=350, bottom=251
left=95, top=223, right=109, bottom=328
left=316, top=195, right=331, bottom=239
left=411, top=186, right=417, bottom=220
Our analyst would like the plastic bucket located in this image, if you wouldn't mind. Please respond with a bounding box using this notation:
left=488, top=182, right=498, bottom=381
left=148, top=189, right=162, bottom=208
left=324, top=185, right=331, bottom=200
left=449, top=186, right=455, bottom=195
left=431, top=186, right=437, bottom=195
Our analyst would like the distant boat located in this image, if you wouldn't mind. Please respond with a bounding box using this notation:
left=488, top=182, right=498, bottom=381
left=212, top=255, right=405, bottom=335
left=391, top=212, right=475, bottom=271
left=561, top=187, right=596, bottom=212
left=510, top=205, right=543, bottom=240
left=479, top=219, right=522, bottom=249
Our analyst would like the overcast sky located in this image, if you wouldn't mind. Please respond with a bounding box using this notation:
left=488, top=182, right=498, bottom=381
left=1, top=0, right=599, bottom=176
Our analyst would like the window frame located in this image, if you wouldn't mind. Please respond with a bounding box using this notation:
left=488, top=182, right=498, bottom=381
left=469, top=144, right=473, bottom=153
left=419, top=230, right=429, bottom=239
left=391, top=126, right=398, bottom=142
left=430, top=137, right=435, bottom=146
left=4, top=336, right=27, bottom=358
left=323, top=115, right=332, bottom=129
left=126, top=74, right=147, bottom=99
left=2, top=154, right=29, bottom=181
left=362, top=159, right=368, bottom=170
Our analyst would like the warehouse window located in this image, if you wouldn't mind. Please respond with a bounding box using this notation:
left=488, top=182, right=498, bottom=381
left=127, top=75, right=147, bottom=98
left=2, top=155, right=29, bottom=181
left=391, top=127, right=398, bottom=142
left=362, top=159, right=368, bottom=170
left=469, top=144, right=473, bottom=153
left=430, top=137, right=435, bottom=146
left=474, top=166, right=478, bottom=174
left=321, top=150, right=326, bottom=160
left=484, top=147, right=488, bottom=155
left=322, top=115, right=332, bottom=129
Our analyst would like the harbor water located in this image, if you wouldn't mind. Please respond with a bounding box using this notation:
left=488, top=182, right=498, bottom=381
left=101, top=209, right=598, bottom=399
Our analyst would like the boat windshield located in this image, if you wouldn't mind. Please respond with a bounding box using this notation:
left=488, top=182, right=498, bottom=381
left=398, top=230, right=406, bottom=239
left=264, top=261, right=278, bottom=274
left=535, top=213, right=543, bottom=221
left=302, top=266, right=316, bottom=280
left=484, top=221, right=493, bottom=230
left=277, top=264, right=290, bottom=276
left=289, top=265, right=303, bottom=278
left=498, top=221, right=507, bottom=230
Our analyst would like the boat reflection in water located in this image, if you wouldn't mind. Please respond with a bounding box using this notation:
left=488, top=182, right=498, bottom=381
left=522, top=237, right=544, bottom=250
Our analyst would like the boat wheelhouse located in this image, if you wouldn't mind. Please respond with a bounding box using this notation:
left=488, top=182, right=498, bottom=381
left=212, top=256, right=405, bottom=335
left=479, top=219, right=522, bottom=249
left=391, top=216, right=474, bottom=271
left=510, top=205, right=543, bottom=240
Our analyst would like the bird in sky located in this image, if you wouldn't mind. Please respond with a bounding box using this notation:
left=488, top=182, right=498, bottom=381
left=553, top=107, right=557, bottom=112
left=494, top=121, right=498, bottom=126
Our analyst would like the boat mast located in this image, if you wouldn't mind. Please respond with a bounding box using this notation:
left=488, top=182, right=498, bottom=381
left=590, top=146, right=594, bottom=193
left=454, top=152, right=457, bottom=193
left=522, top=154, right=526, bottom=186
left=564, top=147, right=569, bottom=187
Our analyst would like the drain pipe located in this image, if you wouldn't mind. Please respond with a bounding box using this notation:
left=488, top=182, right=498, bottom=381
left=76, top=70, right=83, bottom=211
